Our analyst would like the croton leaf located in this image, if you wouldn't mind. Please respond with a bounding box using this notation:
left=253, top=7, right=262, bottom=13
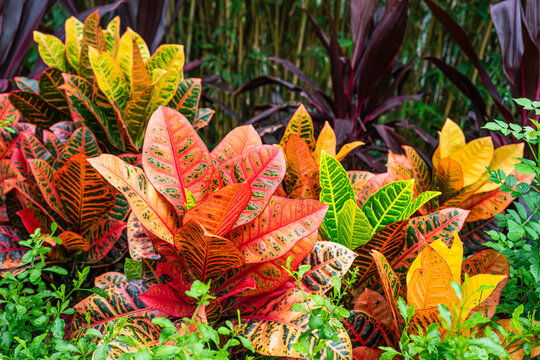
left=449, top=137, right=494, bottom=187
left=462, top=249, right=509, bottom=318
left=337, top=199, right=356, bottom=248
left=174, top=220, right=244, bottom=283
left=33, top=31, right=67, bottom=72
left=300, top=241, right=356, bottom=294
left=79, top=219, right=127, bottom=265
left=475, top=143, right=524, bottom=193
left=125, top=86, right=153, bottom=147
left=0, top=227, right=26, bottom=270
left=371, top=250, right=404, bottom=335
left=218, top=232, right=317, bottom=297
left=354, top=289, right=393, bottom=332
left=89, top=47, right=130, bottom=111
left=79, top=11, right=106, bottom=82
left=127, top=213, right=161, bottom=261
left=355, top=220, right=407, bottom=285
left=437, top=118, right=466, bottom=160
left=228, top=196, right=327, bottom=264
left=347, top=171, right=375, bottom=196
left=88, top=154, right=178, bottom=244
left=240, top=287, right=352, bottom=359
left=183, top=184, right=251, bottom=237
left=20, top=133, right=53, bottom=163
left=38, top=68, right=69, bottom=114
left=210, top=125, right=262, bottom=165
left=343, top=310, right=393, bottom=349
left=314, top=121, right=337, bottom=161
left=402, top=146, right=431, bottom=194
left=53, top=127, right=102, bottom=170
left=355, top=173, right=393, bottom=207
left=209, top=145, right=286, bottom=226
left=279, top=104, right=316, bottom=151
left=53, top=154, right=115, bottom=235
left=69, top=274, right=156, bottom=340
left=143, top=106, right=213, bottom=211
left=167, top=78, right=201, bottom=123
left=65, top=17, right=83, bottom=72
left=145, top=45, right=185, bottom=117
left=361, top=180, right=414, bottom=235
left=117, top=31, right=151, bottom=97
left=435, top=157, right=464, bottom=202
left=285, top=134, right=318, bottom=190
left=138, top=282, right=196, bottom=318
left=319, top=151, right=356, bottom=240
left=14, top=78, right=39, bottom=93
left=59, top=231, right=90, bottom=251
left=192, top=108, right=214, bottom=130
left=43, top=130, right=64, bottom=159
left=9, top=91, right=69, bottom=127
left=0, top=159, right=24, bottom=197
left=0, top=93, right=21, bottom=123
left=27, top=159, right=64, bottom=217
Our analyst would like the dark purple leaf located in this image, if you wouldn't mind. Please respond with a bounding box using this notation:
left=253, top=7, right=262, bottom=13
left=364, top=94, right=423, bottom=123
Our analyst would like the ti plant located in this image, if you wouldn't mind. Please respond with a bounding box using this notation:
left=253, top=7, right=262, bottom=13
left=88, top=105, right=358, bottom=358
left=8, top=11, right=213, bottom=153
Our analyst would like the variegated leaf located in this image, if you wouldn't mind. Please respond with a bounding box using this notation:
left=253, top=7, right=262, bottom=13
left=240, top=288, right=352, bottom=359
left=14, top=77, right=39, bottom=92
left=403, top=146, right=431, bottom=194
left=354, top=289, right=393, bottom=332
left=59, top=231, right=90, bottom=251
left=0, top=159, right=24, bottom=196
left=50, top=121, right=76, bottom=144
left=65, top=17, right=83, bottom=71
left=435, top=157, right=464, bottom=202
left=219, top=233, right=317, bottom=297
left=53, top=127, right=101, bottom=170
left=192, top=108, right=214, bottom=130
left=9, top=91, right=69, bottom=127
left=89, top=47, right=130, bottom=111
left=209, top=145, right=286, bottom=226
left=343, top=310, right=393, bottom=349
left=300, top=241, right=356, bottom=294
left=124, top=86, right=153, bottom=147
left=174, top=220, right=244, bottom=283
left=53, top=154, right=115, bottom=234
left=88, top=154, right=178, bottom=244
left=210, top=125, right=262, bottom=165
left=19, top=133, right=52, bottom=163
left=80, top=219, right=127, bottom=265
left=0, top=227, right=26, bottom=270
left=167, top=78, right=201, bottom=123
left=127, top=213, right=161, bottom=261
left=27, top=159, right=64, bottom=216
left=183, top=184, right=251, bottom=236
left=362, top=180, right=414, bottom=235
left=33, top=32, right=67, bottom=72
left=0, top=93, right=21, bottom=124
left=38, top=68, right=69, bottom=113
left=143, top=106, right=213, bottom=210
left=117, top=31, right=151, bottom=97
left=402, top=191, right=440, bottom=219
left=43, top=130, right=64, bottom=159
left=347, top=171, right=375, bottom=196
left=228, top=196, right=327, bottom=263
left=319, top=151, right=356, bottom=241
left=284, top=135, right=318, bottom=193
left=371, top=250, right=404, bottom=335
left=70, top=276, right=156, bottom=340
left=145, top=45, right=185, bottom=117
left=335, top=141, right=363, bottom=161
left=355, top=221, right=407, bottom=285
left=103, top=16, right=120, bottom=57
left=279, top=105, right=315, bottom=151
left=78, top=11, right=106, bottom=82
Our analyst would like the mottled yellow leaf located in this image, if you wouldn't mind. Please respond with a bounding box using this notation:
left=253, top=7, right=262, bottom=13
left=461, top=274, right=506, bottom=320
left=336, top=141, right=363, bottom=161
left=439, top=118, right=465, bottom=159
left=475, top=142, right=524, bottom=193
left=34, top=32, right=67, bottom=72
left=279, top=105, right=315, bottom=151
left=65, top=17, right=83, bottom=72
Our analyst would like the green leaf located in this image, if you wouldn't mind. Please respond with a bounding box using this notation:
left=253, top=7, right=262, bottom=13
left=362, top=180, right=414, bottom=235
left=89, top=47, right=130, bottom=111
left=402, top=191, right=440, bottom=219
left=336, top=199, right=355, bottom=248
left=124, top=258, right=142, bottom=280
left=34, top=32, right=67, bottom=72
left=351, top=208, right=372, bottom=248
left=319, top=151, right=355, bottom=241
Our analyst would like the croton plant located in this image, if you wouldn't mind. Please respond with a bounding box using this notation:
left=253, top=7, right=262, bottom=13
left=8, top=11, right=212, bottom=153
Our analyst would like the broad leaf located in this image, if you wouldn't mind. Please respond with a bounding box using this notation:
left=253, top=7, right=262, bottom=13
left=89, top=47, right=130, bottom=111
left=88, top=154, right=178, bottom=244
left=192, top=108, right=214, bottom=130
left=33, top=32, right=67, bottom=72
left=38, top=68, right=69, bottom=113
left=300, top=241, right=356, bottom=294
left=127, top=213, right=161, bottom=261
left=403, top=146, right=431, bottom=194
left=20, top=133, right=52, bottom=163
left=313, top=121, right=336, bottom=162
left=362, top=180, right=414, bottom=235
left=319, top=151, right=355, bottom=240
left=174, top=220, right=244, bottom=283
left=143, top=106, right=213, bottom=211
left=343, top=310, right=392, bottom=349
left=210, top=125, right=262, bottom=165
left=53, top=154, right=115, bottom=234
left=183, top=184, right=251, bottom=237
left=284, top=135, right=318, bottom=192
left=53, top=127, right=101, bottom=170
left=78, top=11, right=106, bottom=82
left=435, top=157, right=464, bottom=202
left=59, top=231, right=90, bottom=251
left=80, top=219, right=127, bottom=265
left=27, top=159, right=64, bottom=216
left=167, top=78, right=201, bottom=123
left=9, top=91, right=69, bottom=127
left=438, top=118, right=465, bottom=160
left=448, top=137, right=493, bottom=187
left=354, top=289, right=393, bottom=332
left=0, top=94, right=21, bottom=124
left=65, top=17, right=83, bottom=71
left=240, top=288, right=352, bottom=359
left=228, top=196, right=327, bottom=263
left=279, top=104, right=315, bottom=151
left=210, top=145, right=286, bottom=226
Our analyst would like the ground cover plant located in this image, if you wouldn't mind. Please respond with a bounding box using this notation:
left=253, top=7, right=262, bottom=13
left=0, top=5, right=539, bottom=360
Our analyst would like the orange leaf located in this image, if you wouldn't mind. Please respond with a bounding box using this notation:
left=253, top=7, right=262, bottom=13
left=210, top=125, right=262, bottom=165
left=354, top=289, right=393, bottom=331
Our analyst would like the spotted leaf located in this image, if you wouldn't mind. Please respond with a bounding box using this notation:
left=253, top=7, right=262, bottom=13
left=228, top=196, right=327, bottom=264
left=167, top=78, right=201, bottom=123
left=53, top=127, right=101, bottom=170
left=143, top=106, right=212, bottom=212
left=209, top=145, right=286, bottom=226
left=127, top=213, right=161, bottom=261
left=33, top=31, right=67, bottom=72
left=210, top=125, right=262, bottom=165
left=279, top=104, right=315, bottom=151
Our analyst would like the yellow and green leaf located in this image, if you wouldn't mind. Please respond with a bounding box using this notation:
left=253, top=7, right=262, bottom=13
left=65, top=17, right=84, bottom=72
left=279, top=105, right=315, bottom=151
left=33, top=32, right=67, bottom=72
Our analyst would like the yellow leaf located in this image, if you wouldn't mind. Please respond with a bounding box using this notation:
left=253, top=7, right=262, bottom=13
left=475, top=143, right=524, bottom=193
left=34, top=32, right=67, bottom=72
left=278, top=105, right=315, bottom=151
left=117, top=31, right=151, bottom=97
left=65, top=17, right=83, bottom=72
left=439, top=118, right=465, bottom=158
left=313, top=122, right=336, bottom=163
left=104, top=16, right=120, bottom=57
left=461, top=274, right=506, bottom=320
left=88, top=47, right=129, bottom=111
left=449, top=137, right=494, bottom=187
left=429, top=234, right=463, bottom=283
left=336, top=141, right=363, bottom=161
left=432, top=146, right=441, bottom=169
